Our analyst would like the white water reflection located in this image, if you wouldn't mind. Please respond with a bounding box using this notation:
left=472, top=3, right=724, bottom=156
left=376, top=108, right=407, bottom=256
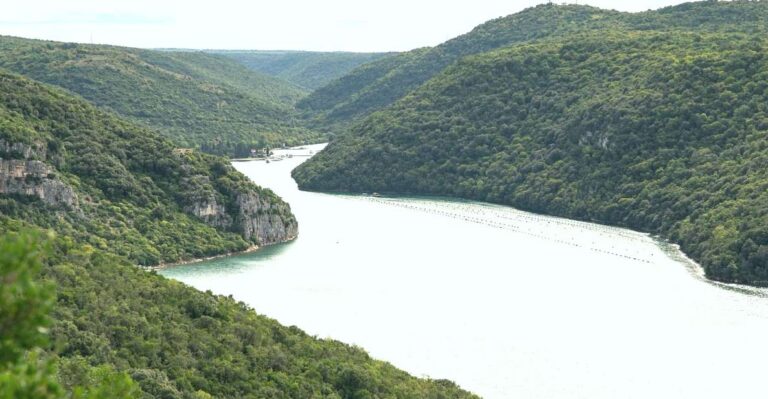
left=162, top=144, right=768, bottom=399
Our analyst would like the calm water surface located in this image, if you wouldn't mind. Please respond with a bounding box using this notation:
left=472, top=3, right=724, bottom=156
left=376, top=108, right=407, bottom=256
left=161, top=144, right=768, bottom=399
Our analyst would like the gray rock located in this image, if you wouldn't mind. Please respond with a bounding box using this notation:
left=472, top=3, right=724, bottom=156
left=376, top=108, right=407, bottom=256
left=0, top=159, right=78, bottom=208
left=235, top=191, right=298, bottom=246
left=184, top=199, right=233, bottom=228
left=183, top=185, right=297, bottom=246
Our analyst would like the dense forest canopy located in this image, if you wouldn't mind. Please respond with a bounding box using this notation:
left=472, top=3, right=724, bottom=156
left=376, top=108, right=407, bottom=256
left=0, top=228, right=477, bottom=399
left=0, top=36, right=324, bottom=157
left=294, top=1, right=768, bottom=286
left=212, top=50, right=391, bottom=90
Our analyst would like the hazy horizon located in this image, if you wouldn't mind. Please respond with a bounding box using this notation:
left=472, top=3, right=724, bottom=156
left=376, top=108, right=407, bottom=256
left=2, top=0, right=692, bottom=52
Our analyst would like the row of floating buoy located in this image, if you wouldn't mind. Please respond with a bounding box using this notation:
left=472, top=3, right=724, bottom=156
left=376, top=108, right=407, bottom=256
left=359, top=196, right=654, bottom=264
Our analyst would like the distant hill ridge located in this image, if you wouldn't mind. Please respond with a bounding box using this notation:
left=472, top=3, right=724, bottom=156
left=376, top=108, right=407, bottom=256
left=0, top=36, right=323, bottom=156
left=299, top=1, right=768, bottom=130
left=210, top=50, right=391, bottom=90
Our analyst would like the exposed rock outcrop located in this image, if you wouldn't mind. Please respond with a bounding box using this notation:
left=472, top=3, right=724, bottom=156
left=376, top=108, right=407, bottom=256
left=235, top=191, right=298, bottom=246
left=181, top=174, right=297, bottom=246
left=0, top=141, right=78, bottom=208
left=184, top=199, right=232, bottom=228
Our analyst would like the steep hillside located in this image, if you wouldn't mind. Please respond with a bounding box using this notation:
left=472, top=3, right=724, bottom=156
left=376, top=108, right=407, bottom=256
left=0, top=72, right=477, bottom=398
left=214, top=50, right=390, bottom=90
left=298, top=1, right=768, bottom=130
left=0, top=70, right=297, bottom=265
left=0, top=36, right=322, bottom=156
left=294, top=30, right=768, bottom=286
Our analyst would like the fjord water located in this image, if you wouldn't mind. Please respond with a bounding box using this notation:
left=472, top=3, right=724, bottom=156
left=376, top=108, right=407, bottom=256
left=161, top=145, right=768, bottom=399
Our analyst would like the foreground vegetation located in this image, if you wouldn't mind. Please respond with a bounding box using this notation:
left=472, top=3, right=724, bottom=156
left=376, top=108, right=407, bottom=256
left=294, top=2, right=768, bottom=286
left=0, top=230, right=478, bottom=399
left=0, top=36, right=323, bottom=156
left=0, top=232, right=141, bottom=399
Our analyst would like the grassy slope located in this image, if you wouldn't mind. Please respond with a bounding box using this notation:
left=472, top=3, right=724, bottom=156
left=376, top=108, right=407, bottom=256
left=294, top=22, right=768, bottom=285
left=0, top=72, right=477, bottom=398
left=0, top=36, right=322, bottom=155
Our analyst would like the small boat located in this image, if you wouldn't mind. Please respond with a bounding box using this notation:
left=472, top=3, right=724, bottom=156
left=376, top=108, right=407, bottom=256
left=372, top=192, right=381, bottom=197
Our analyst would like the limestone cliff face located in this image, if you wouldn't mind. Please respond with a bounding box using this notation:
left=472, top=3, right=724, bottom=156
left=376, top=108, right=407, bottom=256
left=0, top=141, right=78, bottom=208
left=235, top=191, right=298, bottom=246
left=184, top=199, right=232, bottom=228
left=181, top=172, right=297, bottom=246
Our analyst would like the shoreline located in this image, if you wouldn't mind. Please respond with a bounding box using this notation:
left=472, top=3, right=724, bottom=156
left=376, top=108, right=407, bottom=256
left=147, top=145, right=318, bottom=272
left=147, top=245, right=261, bottom=271
left=147, top=235, right=297, bottom=271
left=297, top=186, right=768, bottom=293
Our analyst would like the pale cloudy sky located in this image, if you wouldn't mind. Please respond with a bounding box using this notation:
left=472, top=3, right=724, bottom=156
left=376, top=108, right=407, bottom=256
left=1, top=0, right=692, bottom=52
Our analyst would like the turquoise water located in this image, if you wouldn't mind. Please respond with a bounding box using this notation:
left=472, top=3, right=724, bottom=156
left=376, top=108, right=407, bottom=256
left=161, top=144, right=768, bottom=399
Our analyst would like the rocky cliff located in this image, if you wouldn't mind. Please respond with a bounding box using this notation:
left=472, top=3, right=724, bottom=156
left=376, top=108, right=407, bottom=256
left=0, top=141, right=78, bottom=208
left=180, top=169, right=297, bottom=247
left=183, top=189, right=297, bottom=247
left=235, top=191, right=298, bottom=245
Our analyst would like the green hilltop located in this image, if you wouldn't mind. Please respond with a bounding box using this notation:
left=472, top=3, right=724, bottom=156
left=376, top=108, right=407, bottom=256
left=298, top=1, right=768, bottom=131
left=294, top=1, right=768, bottom=286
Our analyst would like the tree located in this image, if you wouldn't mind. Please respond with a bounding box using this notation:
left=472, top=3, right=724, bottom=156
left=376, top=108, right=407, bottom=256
left=0, top=231, right=141, bottom=399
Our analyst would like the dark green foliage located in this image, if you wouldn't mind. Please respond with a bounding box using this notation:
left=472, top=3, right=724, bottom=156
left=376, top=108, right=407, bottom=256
left=0, top=231, right=54, bottom=365
left=0, top=71, right=293, bottom=265
left=299, top=1, right=768, bottom=130
left=0, top=36, right=323, bottom=156
left=294, top=3, right=768, bottom=287
left=0, top=218, right=477, bottom=398
left=213, top=50, right=391, bottom=90
left=0, top=231, right=141, bottom=399
left=38, top=235, right=477, bottom=399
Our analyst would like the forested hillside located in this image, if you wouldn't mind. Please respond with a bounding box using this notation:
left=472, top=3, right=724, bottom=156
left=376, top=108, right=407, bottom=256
left=0, top=36, right=322, bottom=156
left=0, top=229, right=477, bottom=399
left=0, top=72, right=477, bottom=398
left=294, top=2, right=768, bottom=286
left=298, top=1, right=768, bottom=130
left=214, top=50, right=389, bottom=90
left=0, top=70, right=299, bottom=264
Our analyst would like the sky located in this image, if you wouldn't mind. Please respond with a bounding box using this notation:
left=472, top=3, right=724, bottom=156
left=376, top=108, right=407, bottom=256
left=1, top=0, right=693, bottom=52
